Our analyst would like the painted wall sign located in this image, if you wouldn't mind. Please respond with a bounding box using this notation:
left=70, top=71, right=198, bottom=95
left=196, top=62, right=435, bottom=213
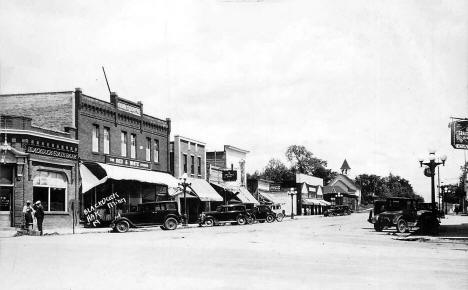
left=106, top=156, right=151, bottom=170
left=269, top=184, right=281, bottom=192
left=222, top=170, right=237, bottom=181
left=26, top=145, right=78, bottom=160
left=451, top=120, right=468, bottom=149
left=117, top=101, right=141, bottom=116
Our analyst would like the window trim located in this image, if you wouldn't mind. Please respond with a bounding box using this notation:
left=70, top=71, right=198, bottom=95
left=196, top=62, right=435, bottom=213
left=121, top=131, right=128, bottom=157
left=145, top=137, right=151, bottom=162
left=103, top=127, right=110, bottom=155
left=130, top=133, right=137, bottom=159
left=92, top=124, right=100, bottom=153
left=153, top=139, right=160, bottom=163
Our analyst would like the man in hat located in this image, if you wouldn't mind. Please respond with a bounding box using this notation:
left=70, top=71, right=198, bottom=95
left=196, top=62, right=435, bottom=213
left=33, top=200, right=45, bottom=236
left=22, top=200, right=34, bottom=231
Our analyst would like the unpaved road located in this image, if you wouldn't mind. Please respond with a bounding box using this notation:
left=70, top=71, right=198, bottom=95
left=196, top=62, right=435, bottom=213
left=1, top=213, right=467, bottom=290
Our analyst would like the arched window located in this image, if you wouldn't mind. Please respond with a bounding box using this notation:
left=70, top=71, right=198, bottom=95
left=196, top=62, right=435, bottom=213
left=33, top=171, right=67, bottom=212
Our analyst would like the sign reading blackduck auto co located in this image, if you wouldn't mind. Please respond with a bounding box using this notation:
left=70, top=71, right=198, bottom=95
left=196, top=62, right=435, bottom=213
left=451, top=119, right=468, bottom=149
left=222, top=170, right=237, bottom=181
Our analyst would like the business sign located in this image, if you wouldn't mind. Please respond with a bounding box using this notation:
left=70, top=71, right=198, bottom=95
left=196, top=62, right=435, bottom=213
left=106, top=156, right=151, bottom=170
left=117, top=101, right=141, bottom=116
left=26, top=145, right=78, bottom=160
left=222, top=170, right=237, bottom=181
left=451, top=120, right=468, bottom=149
left=269, top=184, right=281, bottom=192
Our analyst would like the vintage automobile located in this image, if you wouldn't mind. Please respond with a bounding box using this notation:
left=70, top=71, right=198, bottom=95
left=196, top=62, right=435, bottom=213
left=249, top=204, right=277, bottom=223
left=110, top=201, right=182, bottom=233
left=368, top=197, right=439, bottom=233
left=269, top=203, right=285, bottom=222
left=323, top=205, right=352, bottom=217
left=198, top=204, right=250, bottom=226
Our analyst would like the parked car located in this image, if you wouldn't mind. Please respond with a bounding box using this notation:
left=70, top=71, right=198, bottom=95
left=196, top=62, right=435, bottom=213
left=198, top=204, right=250, bottom=226
left=110, top=201, right=182, bottom=233
left=368, top=197, right=439, bottom=233
left=249, top=204, right=277, bottom=223
left=324, top=205, right=352, bottom=217
left=268, top=203, right=285, bottom=222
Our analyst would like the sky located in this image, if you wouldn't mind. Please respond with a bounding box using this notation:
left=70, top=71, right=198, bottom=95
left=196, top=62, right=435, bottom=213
left=0, top=0, right=467, bottom=201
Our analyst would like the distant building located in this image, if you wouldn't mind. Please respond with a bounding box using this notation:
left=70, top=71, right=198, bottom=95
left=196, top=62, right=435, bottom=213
left=323, top=159, right=361, bottom=210
left=295, top=173, right=330, bottom=215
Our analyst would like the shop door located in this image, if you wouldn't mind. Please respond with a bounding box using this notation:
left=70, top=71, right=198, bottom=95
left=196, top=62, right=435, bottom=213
left=0, top=187, right=13, bottom=227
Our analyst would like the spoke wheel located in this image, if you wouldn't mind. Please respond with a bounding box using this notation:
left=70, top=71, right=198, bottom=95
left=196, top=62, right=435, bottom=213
left=237, top=216, right=246, bottom=225
left=115, top=221, right=129, bottom=233
left=266, top=215, right=275, bottom=223
left=397, top=219, right=408, bottom=233
left=164, top=218, right=178, bottom=230
left=204, top=218, right=214, bottom=227
left=276, top=213, right=284, bottom=222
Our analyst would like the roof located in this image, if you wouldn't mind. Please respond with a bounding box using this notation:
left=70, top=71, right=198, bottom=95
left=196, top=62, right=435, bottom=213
left=173, top=135, right=206, bottom=145
left=340, top=159, right=351, bottom=170
left=328, top=174, right=360, bottom=191
left=224, top=145, right=249, bottom=154
left=322, top=185, right=348, bottom=194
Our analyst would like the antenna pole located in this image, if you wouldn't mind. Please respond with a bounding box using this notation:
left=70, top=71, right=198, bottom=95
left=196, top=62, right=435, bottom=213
left=102, top=66, right=112, bottom=94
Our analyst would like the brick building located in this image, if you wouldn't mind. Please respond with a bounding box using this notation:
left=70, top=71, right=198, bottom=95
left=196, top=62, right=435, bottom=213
left=0, top=88, right=178, bottom=229
left=0, top=115, right=78, bottom=229
left=170, top=135, right=222, bottom=223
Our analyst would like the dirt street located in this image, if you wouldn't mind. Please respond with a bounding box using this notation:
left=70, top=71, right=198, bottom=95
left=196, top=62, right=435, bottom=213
left=1, top=213, right=467, bottom=290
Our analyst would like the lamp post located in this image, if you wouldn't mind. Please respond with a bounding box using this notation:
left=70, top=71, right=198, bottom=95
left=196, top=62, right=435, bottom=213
left=178, top=173, right=191, bottom=226
left=288, top=188, right=297, bottom=219
left=418, top=151, right=447, bottom=216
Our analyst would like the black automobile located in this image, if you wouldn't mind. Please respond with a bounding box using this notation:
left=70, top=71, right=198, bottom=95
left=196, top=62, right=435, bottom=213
left=249, top=204, right=277, bottom=223
left=323, top=205, right=352, bottom=217
left=198, top=204, right=250, bottom=226
left=111, top=201, right=182, bottom=233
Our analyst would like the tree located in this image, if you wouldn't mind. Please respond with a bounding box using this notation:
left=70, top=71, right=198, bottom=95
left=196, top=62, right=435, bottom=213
left=262, top=159, right=295, bottom=184
left=285, top=145, right=327, bottom=174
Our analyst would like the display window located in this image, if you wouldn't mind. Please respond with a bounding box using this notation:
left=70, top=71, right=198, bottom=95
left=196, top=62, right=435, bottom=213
left=33, top=171, right=67, bottom=212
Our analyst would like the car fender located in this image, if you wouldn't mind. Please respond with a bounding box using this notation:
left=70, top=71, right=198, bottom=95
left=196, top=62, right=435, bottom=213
left=113, top=217, right=136, bottom=228
left=164, top=213, right=182, bottom=223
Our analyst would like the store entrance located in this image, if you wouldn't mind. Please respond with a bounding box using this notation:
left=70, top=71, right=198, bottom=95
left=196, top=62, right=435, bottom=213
left=0, top=187, right=13, bottom=227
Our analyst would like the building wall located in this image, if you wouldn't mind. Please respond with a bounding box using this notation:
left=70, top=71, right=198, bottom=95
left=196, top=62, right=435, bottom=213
left=0, top=92, right=75, bottom=132
left=172, top=136, right=206, bottom=179
left=206, top=151, right=226, bottom=169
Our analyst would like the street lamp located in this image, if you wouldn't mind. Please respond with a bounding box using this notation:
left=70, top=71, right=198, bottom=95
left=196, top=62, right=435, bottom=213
left=178, top=173, right=191, bottom=226
left=418, top=150, right=447, bottom=216
left=288, top=188, right=297, bottom=219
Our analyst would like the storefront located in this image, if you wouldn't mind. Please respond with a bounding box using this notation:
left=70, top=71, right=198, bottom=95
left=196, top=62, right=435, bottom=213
left=80, top=162, right=179, bottom=227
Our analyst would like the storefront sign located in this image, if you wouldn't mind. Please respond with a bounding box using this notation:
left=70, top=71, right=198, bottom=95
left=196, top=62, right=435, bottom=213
left=106, top=156, right=151, bottom=170
left=222, top=170, right=237, bottom=181
left=451, top=120, right=468, bottom=149
left=269, top=184, right=281, bottom=192
left=26, top=145, right=78, bottom=160
left=83, top=192, right=126, bottom=227
left=117, top=101, right=141, bottom=116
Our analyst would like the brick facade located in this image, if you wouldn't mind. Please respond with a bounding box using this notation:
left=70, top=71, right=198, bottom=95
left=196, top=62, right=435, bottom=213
left=170, top=135, right=206, bottom=179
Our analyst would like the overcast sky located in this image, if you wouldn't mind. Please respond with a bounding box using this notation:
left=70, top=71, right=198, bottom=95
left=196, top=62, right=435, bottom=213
left=1, top=0, right=467, bottom=200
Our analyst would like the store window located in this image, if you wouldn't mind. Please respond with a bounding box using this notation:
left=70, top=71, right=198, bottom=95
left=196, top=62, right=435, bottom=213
left=103, top=127, right=110, bottom=154
left=190, top=155, right=195, bottom=175
left=197, top=157, right=202, bottom=175
left=92, top=124, right=99, bottom=152
left=183, top=154, right=188, bottom=173
left=33, top=171, right=67, bottom=212
left=0, top=165, right=13, bottom=184
left=121, top=132, right=127, bottom=157
left=145, top=138, right=151, bottom=161
left=154, top=140, right=159, bottom=163
left=130, top=134, right=136, bottom=158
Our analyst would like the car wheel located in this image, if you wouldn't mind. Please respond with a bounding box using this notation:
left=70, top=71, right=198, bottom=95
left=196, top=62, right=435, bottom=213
left=247, top=215, right=256, bottom=224
left=374, top=222, right=382, bottom=232
left=266, top=215, right=275, bottom=223
left=237, top=216, right=246, bottom=225
left=276, top=213, right=284, bottom=222
left=396, top=218, right=409, bottom=233
left=115, top=221, right=129, bottom=233
left=204, top=218, right=214, bottom=227
left=164, top=217, right=178, bottom=230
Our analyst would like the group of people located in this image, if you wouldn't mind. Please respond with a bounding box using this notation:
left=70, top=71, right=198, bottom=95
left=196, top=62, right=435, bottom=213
left=22, top=200, right=45, bottom=235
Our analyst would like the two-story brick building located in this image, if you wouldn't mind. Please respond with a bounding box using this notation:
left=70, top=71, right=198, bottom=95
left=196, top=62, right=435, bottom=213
left=0, top=88, right=179, bottom=229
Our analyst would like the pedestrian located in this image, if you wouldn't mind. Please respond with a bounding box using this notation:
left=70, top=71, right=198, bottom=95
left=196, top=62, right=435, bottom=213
left=33, top=200, right=45, bottom=236
left=22, top=200, right=34, bottom=231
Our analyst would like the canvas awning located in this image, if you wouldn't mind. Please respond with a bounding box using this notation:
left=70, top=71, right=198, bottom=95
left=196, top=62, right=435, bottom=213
left=187, top=178, right=223, bottom=202
left=80, top=162, right=179, bottom=193
left=212, top=182, right=259, bottom=204
left=302, top=198, right=331, bottom=206
left=258, top=190, right=287, bottom=206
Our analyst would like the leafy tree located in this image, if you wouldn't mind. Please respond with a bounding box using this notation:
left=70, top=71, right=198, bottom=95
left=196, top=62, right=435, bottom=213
left=285, top=145, right=327, bottom=174
left=262, top=159, right=295, bottom=184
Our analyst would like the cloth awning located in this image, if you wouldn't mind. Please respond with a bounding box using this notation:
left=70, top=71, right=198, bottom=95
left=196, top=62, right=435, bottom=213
left=302, top=198, right=331, bottom=206
left=187, top=178, right=223, bottom=202
left=212, top=182, right=259, bottom=204
left=80, top=162, right=179, bottom=193
left=258, top=190, right=287, bottom=206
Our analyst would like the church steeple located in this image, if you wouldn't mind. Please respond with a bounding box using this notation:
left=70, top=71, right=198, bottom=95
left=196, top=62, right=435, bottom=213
left=340, top=159, right=351, bottom=175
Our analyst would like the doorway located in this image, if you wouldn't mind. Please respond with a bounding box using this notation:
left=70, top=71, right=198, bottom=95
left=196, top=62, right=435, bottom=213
left=0, top=186, right=13, bottom=227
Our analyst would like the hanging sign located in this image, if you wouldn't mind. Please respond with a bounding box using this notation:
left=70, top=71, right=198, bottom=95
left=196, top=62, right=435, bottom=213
left=451, top=119, right=468, bottom=149
left=222, top=170, right=237, bottom=181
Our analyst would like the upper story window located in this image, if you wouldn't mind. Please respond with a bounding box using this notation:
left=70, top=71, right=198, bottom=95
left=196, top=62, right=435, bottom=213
left=183, top=154, right=188, bottom=173
left=154, top=140, right=159, bottom=163
left=190, top=155, right=195, bottom=175
left=92, top=125, right=99, bottom=152
left=188, top=142, right=191, bottom=151
left=130, top=134, right=136, bottom=159
left=121, top=132, right=127, bottom=157
left=145, top=138, right=151, bottom=161
left=197, top=157, right=202, bottom=175
left=103, top=127, right=110, bottom=154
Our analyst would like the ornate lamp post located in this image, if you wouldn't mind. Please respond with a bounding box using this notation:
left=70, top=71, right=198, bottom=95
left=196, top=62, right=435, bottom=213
left=178, top=173, right=191, bottom=226
left=418, top=150, right=447, bottom=216
left=288, top=188, right=297, bottom=219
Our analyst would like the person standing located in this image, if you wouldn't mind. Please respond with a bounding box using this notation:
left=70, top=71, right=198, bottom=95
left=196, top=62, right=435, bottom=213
left=22, top=201, right=34, bottom=231
left=33, top=201, right=45, bottom=236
